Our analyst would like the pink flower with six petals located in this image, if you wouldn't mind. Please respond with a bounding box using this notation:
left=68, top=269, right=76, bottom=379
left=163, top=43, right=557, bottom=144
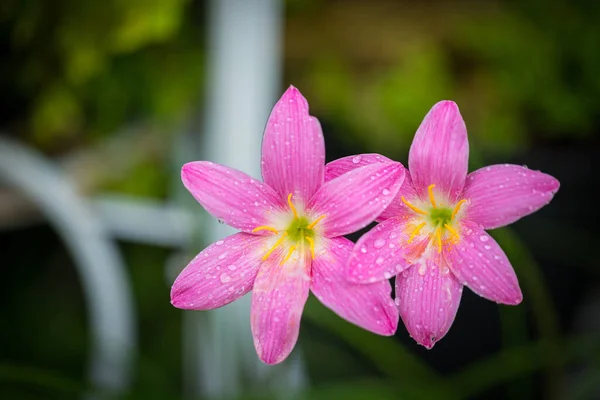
left=332, top=100, right=560, bottom=349
left=171, top=86, right=405, bottom=364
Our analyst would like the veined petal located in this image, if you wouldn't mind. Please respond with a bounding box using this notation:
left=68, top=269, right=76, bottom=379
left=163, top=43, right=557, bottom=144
left=396, top=257, right=463, bottom=349
left=310, top=237, right=398, bottom=335
left=324, top=153, right=393, bottom=182
left=171, top=233, right=266, bottom=310
left=308, top=162, right=405, bottom=237
left=377, top=173, right=421, bottom=221
left=409, top=101, right=469, bottom=202
left=347, top=217, right=414, bottom=283
left=182, top=161, right=284, bottom=233
left=261, top=86, right=325, bottom=203
left=463, top=164, right=560, bottom=230
left=250, top=252, right=311, bottom=365
left=445, top=222, right=522, bottom=305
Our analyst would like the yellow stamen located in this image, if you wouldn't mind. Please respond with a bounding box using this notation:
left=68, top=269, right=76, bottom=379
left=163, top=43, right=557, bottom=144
left=428, top=184, right=437, bottom=208
left=252, top=225, right=279, bottom=234
left=287, top=193, right=298, bottom=219
left=444, top=223, right=459, bottom=240
left=435, top=226, right=442, bottom=253
left=262, top=232, right=287, bottom=261
left=451, top=199, right=467, bottom=220
left=408, top=222, right=427, bottom=243
left=307, top=215, right=326, bottom=230
left=401, top=196, right=427, bottom=215
left=281, top=245, right=296, bottom=265
left=305, top=236, right=315, bottom=259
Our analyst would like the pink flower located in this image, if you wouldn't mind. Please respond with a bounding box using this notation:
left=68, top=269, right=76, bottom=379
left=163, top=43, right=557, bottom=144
left=329, top=101, right=560, bottom=349
left=171, top=86, right=405, bottom=364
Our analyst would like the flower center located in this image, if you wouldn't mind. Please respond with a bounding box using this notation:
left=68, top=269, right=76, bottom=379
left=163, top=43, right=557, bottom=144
left=252, top=193, right=326, bottom=264
left=401, top=184, right=467, bottom=253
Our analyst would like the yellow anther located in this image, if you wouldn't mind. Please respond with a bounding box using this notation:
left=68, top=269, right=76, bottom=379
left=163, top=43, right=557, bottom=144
left=451, top=199, right=467, bottom=220
left=262, top=232, right=287, bottom=261
left=401, top=196, right=427, bottom=215
left=287, top=193, right=298, bottom=219
left=434, top=226, right=442, bottom=253
left=281, top=245, right=296, bottom=265
left=307, top=215, right=326, bottom=230
left=428, top=184, right=437, bottom=208
left=444, top=223, right=459, bottom=240
left=305, top=236, right=315, bottom=259
left=252, top=225, right=279, bottom=234
left=408, top=222, right=427, bottom=243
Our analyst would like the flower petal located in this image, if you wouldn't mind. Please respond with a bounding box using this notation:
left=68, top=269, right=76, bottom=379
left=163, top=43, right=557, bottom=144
left=250, top=252, right=311, bottom=364
left=445, top=222, right=522, bottom=305
left=396, top=257, right=463, bottom=349
left=408, top=101, right=469, bottom=201
left=347, top=217, right=414, bottom=283
left=182, top=161, right=284, bottom=233
left=377, top=173, right=421, bottom=221
left=261, top=86, right=325, bottom=203
left=171, top=233, right=266, bottom=310
left=310, top=237, right=398, bottom=335
left=324, top=153, right=393, bottom=182
left=308, top=162, right=405, bottom=237
left=462, top=164, right=560, bottom=230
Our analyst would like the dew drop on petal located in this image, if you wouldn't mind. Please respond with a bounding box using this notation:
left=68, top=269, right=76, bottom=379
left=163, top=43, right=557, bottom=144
left=382, top=188, right=390, bottom=196
left=216, top=240, right=224, bottom=245
left=352, top=155, right=362, bottom=164
left=375, top=256, right=384, bottom=265
left=219, top=273, right=231, bottom=283
left=373, top=238, right=386, bottom=249
left=479, top=235, right=489, bottom=242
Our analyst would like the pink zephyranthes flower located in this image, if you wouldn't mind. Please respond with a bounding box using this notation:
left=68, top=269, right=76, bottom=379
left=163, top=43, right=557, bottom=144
left=329, top=100, right=560, bottom=349
left=171, top=86, right=405, bottom=364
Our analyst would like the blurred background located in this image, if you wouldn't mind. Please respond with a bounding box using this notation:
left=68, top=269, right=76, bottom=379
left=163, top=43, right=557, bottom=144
left=1, top=0, right=599, bottom=399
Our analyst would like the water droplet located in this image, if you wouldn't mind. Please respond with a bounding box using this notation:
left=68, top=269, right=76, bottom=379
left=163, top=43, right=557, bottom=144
left=227, top=265, right=237, bottom=271
left=219, top=273, right=231, bottom=283
left=352, top=155, right=362, bottom=164
left=382, top=188, right=390, bottom=195
left=215, top=240, right=224, bottom=245
left=360, top=246, right=367, bottom=253
left=418, top=263, right=427, bottom=275
left=484, top=245, right=491, bottom=250
left=218, top=252, right=228, bottom=260
left=479, top=235, right=489, bottom=242
left=375, top=256, right=385, bottom=265
left=373, top=238, right=386, bottom=248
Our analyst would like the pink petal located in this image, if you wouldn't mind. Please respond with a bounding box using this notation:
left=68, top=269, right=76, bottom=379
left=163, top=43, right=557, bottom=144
left=396, top=256, right=463, bottom=349
left=408, top=101, right=469, bottom=202
left=310, top=237, right=398, bottom=335
left=171, top=233, right=266, bottom=310
left=250, top=252, right=311, bottom=364
left=347, top=217, right=413, bottom=283
left=261, top=86, right=325, bottom=203
left=377, top=173, right=421, bottom=221
left=182, top=161, right=284, bottom=233
left=308, top=162, right=405, bottom=237
left=444, top=221, right=522, bottom=305
left=324, top=153, right=393, bottom=182
left=462, top=164, right=560, bottom=230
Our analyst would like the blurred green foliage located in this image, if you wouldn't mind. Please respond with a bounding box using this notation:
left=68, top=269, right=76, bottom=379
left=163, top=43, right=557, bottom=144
left=0, top=0, right=202, bottom=149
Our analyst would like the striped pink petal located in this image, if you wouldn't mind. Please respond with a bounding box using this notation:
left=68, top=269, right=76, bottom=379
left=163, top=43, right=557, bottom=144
left=261, top=86, right=325, bottom=204
left=171, top=233, right=266, bottom=310
left=324, top=153, right=393, bottom=181
left=409, top=101, right=469, bottom=202
left=310, top=237, right=398, bottom=335
left=445, top=222, right=522, bottom=305
left=395, top=257, right=463, bottom=349
left=182, top=161, right=285, bottom=233
left=463, top=164, right=560, bottom=230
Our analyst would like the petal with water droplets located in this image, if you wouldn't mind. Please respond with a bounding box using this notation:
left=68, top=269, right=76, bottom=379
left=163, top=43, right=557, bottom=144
left=311, top=237, right=398, bottom=335
left=395, top=256, right=463, bottom=349
left=182, top=161, right=285, bottom=233
left=409, top=101, right=469, bottom=202
left=324, top=153, right=393, bottom=181
left=250, top=252, right=311, bottom=365
left=463, top=164, right=560, bottom=230
left=347, top=217, right=415, bottom=283
left=261, top=86, right=325, bottom=203
left=171, top=233, right=266, bottom=310
left=308, top=162, right=405, bottom=237
left=445, top=221, right=522, bottom=305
